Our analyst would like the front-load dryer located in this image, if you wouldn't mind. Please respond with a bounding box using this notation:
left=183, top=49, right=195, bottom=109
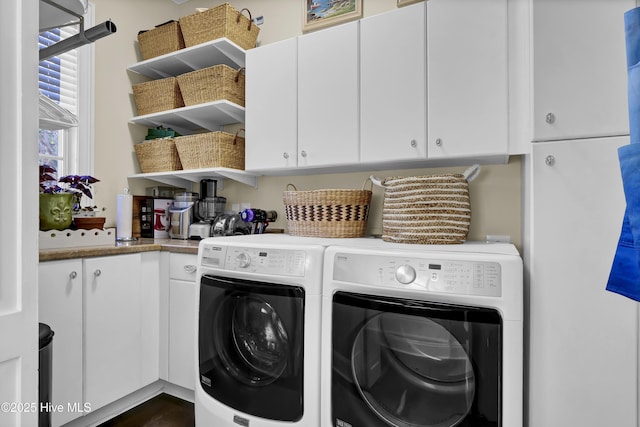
left=321, top=242, right=523, bottom=427
left=195, top=234, right=327, bottom=427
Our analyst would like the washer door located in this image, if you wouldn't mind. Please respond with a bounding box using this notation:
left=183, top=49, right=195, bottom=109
left=199, top=275, right=305, bottom=421
left=352, top=313, right=475, bottom=427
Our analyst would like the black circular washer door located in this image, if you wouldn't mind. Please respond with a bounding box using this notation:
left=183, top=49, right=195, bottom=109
left=351, top=313, right=475, bottom=427
left=215, top=294, right=290, bottom=386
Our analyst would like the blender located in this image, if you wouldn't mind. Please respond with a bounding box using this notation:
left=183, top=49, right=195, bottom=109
left=188, top=179, right=227, bottom=239
left=168, top=191, right=199, bottom=239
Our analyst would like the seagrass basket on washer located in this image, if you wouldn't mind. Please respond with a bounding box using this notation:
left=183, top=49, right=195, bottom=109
left=371, top=165, right=480, bottom=244
left=176, top=64, right=245, bottom=107
left=137, top=20, right=185, bottom=60
left=132, top=77, right=184, bottom=116
left=283, top=181, right=372, bottom=238
left=174, top=130, right=245, bottom=170
left=178, top=3, right=260, bottom=50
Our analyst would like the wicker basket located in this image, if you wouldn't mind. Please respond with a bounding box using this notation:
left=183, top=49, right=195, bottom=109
left=174, top=130, right=245, bottom=170
left=177, top=64, right=245, bottom=107
left=137, top=21, right=186, bottom=60
left=133, top=77, right=184, bottom=116
left=372, top=165, right=480, bottom=244
left=178, top=3, right=260, bottom=50
left=283, top=181, right=372, bottom=238
left=134, top=138, right=183, bottom=173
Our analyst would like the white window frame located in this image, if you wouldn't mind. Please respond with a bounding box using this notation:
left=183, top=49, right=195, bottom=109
left=39, top=2, right=95, bottom=177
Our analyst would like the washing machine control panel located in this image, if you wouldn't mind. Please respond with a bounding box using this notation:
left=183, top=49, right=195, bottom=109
left=201, top=243, right=306, bottom=277
left=333, top=253, right=501, bottom=297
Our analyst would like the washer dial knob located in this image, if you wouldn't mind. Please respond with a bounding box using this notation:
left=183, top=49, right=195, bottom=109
left=395, top=265, right=416, bottom=284
left=236, top=252, right=251, bottom=268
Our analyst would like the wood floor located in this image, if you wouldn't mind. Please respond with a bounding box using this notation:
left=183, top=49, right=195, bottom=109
left=97, top=393, right=194, bottom=427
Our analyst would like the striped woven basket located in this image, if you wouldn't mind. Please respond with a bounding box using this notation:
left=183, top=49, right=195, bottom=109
left=283, top=181, right=372, bottom=238
left=373, top=165, right=480, bottom=245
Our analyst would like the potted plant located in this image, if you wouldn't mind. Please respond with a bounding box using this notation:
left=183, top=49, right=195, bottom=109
left=39, top=165, right=103, bottom=230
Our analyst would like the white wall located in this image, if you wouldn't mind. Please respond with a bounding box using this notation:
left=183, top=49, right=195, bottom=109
left=91, top=0, right=522, bottom=249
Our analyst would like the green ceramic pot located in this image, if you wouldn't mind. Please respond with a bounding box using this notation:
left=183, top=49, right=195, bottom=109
left=39, top=193, right=74, bottom=231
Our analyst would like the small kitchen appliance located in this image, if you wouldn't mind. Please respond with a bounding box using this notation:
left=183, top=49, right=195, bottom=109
left=168, top=191, right=198, bottom=239
left=189, top=179, right=227, bottom=240
left=240, top=208, right=277, bottom=234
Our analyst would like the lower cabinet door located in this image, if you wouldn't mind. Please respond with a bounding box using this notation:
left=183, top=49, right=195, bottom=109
left=169, top=279, right=196, bottom=390
left=84, top=254, right=143, bottom=411
left=38, top=259, right=83, bottom=427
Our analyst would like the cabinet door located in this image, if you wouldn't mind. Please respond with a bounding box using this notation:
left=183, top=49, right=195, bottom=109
left=169, top=279, right=196, bottom=390
left=38, top=259, right=83, bottom=427
left=360, top=2, right=427, bottom=163
left=532, top=0, right=632, bottom=141
left=84, top=254, right=144, bottom=411
left=245, top=38, right=298, bottom=171
left=529, top=138, right=637, bottom=426
left=298, top=21, right=359, bottom=167
left=427, top=0, right=508, bottom=159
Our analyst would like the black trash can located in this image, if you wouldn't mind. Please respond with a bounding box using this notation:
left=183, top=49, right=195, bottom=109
left=38, top=323, right=54, bottom=427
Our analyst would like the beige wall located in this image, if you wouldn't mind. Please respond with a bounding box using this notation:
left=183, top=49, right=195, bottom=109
left=91, top=0, right=522, bottom=249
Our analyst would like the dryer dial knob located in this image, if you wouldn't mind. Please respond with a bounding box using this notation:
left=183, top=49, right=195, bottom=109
left=395, top=265, right=416, bottom=284
left=236, top=252, right=251, bottom=268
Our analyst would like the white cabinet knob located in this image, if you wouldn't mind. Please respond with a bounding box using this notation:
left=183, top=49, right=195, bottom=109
left=545, top=112, right=556, bottom=124
left=435, top=138, right=443, bottom=147
left=184, top=265, right=196, bottom=274
left=69, top=271, right=77, bottom=279
left=410, top=139, right=417, bottom=148
left=283, top=152, right=289, bottom=159
left=300, top=150, right=308, bottom=158
left=94, top=269, right=101, bottom=277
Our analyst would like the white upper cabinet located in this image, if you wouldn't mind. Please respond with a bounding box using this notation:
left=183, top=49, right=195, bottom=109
left=532, top=0, right=632, bottom=142
left=427, top=0, right=509, bottom=159
left=360, top=2, right=427, bottom=164
left=298, top=21, right=360, bottom=168
left=245, top=38, right=298, bottom=172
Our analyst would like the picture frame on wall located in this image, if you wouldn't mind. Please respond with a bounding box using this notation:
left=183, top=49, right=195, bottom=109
left=397, top=0, right=424, bottom=6
left=303, top=0, right=363, bottom=32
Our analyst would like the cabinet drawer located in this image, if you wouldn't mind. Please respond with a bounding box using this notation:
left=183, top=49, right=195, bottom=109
left=169, top=253, right=198, bottom=281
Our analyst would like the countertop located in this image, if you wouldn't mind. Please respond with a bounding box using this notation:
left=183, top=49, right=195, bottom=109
left=39, top=238, right=201, bottom=261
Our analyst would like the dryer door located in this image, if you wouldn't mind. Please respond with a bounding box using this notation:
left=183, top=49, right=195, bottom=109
left=199, top=274, right=305, bottom=421
left=331, top=291, right=502, bottom=427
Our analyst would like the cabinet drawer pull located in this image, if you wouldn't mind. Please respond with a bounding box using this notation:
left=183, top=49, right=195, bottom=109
left=410, top=139, right=417, bottom=148
left=300, top=150, right=308, bottom=158
left=545, top=112, right=556, bottom=124
left=184, top=265, right=197, bottom=274
left=435, top=138, right=443, bottom=147
left=69, top=271, right=77, bottom=279
left=283, top=152, right=289, bottom=159
left=94, top=269, right=101, bottom=277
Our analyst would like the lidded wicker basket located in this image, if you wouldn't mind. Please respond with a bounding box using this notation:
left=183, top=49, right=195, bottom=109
left=283, top=180, right=372, bottom=238
left=372, top=165, right=480, bottom=244
left=178, top=3, right=260, bottom=50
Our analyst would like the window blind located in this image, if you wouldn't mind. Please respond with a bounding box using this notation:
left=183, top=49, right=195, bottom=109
left=38, top=26, right=79, bottom=115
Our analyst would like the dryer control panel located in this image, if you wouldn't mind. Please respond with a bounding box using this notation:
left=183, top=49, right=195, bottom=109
left=333, top=252, right=502, bottom=297
left=201, top=243, right=307, bottom=277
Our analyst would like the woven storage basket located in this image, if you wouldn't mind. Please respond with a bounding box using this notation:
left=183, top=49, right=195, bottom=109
left=178, top=3, right=260, bottom=50
left=134, top=138, right=182, bottom=173
left=174, top=130, right=245, bottom=170
left=283, top=181, right=372, bottom=238
left=137, top=21, right=185, bottom=60
left=372, top=165, right=480, bottom=244
left=133, top=77, right=184, bottom=116
left=177, top=64, right=245, bottom=107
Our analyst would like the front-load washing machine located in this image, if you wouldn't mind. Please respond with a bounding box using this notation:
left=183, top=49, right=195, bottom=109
left=195, top=234, right=329, bottom=427
left=321, top=242, right=523, bottom=427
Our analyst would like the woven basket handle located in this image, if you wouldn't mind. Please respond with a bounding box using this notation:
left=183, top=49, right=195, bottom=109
left=235, top=67, right=245, bottom=83
left=233, top=128, right=245, bottom=145
left=369, top=176, right=384, bottom=188
left=361, top=177, right=374, bottom=191
left=286, top=184, right=298, bottom=191
left=464, top=164, right=481, bottom=182
left=237, top=8, right=254, bottom=31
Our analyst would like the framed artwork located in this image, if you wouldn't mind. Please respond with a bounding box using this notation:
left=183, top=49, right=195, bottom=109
left=398, top=0, right=424, bottom=6
left=303, top=0, right=363, bottom=32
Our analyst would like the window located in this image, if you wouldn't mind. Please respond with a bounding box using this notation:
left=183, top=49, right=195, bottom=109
left=38, top=3, right=94, bottom=178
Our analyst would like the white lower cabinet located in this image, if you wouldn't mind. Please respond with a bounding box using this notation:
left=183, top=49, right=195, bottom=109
left=529, top=138, right=638, bottom=426
left=39, top=252, right=159, bottom=424
left=168, top=253, right=197, bottom=390
left=38, top=259, right=83, bottom=427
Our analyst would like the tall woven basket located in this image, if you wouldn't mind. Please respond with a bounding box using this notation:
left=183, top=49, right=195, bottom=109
left=283, top=181, right=372, bottom=238
left=372, top=165, right=480, bottom=244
